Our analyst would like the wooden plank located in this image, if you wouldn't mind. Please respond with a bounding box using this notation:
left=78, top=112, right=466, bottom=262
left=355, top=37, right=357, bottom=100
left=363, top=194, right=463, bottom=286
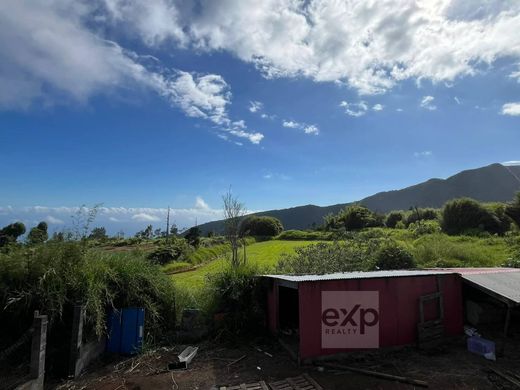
left=322, top=363, right=428, bottom=388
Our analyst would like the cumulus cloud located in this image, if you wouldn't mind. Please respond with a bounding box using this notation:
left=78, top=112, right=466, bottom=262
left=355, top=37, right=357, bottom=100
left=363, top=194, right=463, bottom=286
left=0, top=1, right=262, bottom=144
left=282, top=120, right=319, bottom=135
left=194, top=196, right=210, bottom=210
left=94, top=0, right=520, bottom=95
left=420, top=96, right=437, bottom=110
left=339, top=101, right=368, bottom=117
left=501, top=102, right=520, bottom=116
left=372, top=104, right=384, bottom=111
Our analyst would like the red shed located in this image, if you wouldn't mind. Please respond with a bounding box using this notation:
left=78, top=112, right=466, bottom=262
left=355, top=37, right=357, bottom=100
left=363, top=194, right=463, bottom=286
left=265, top=270, right=464, bottom=361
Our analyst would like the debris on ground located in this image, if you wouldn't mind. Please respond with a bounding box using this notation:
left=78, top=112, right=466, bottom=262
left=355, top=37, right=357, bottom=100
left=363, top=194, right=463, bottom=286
left=269, top=373, right=323, bottom=390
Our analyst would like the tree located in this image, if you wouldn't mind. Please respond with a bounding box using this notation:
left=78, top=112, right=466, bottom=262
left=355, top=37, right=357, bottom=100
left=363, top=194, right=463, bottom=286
left=0, top=222, right=26, bottom=247
left=27, top=222, right=48, bottom=245
left=506, top=192, right=520, bottom=228
left=184, top=226, right=201, bottom=247
left=385, top=211, right=404, bottom=228
left=340, top=205, right=381, bottom=230
left=89, top=227, right=108, bottom=241
left=170, top=224, right=178, bottom=236
left=135, top=225, right=153, bottom=239
left=223, top=190, right=246, bottom=267
left=239, top=215, right=283, bottom=237
left=441, top=198, right=502, bottom=235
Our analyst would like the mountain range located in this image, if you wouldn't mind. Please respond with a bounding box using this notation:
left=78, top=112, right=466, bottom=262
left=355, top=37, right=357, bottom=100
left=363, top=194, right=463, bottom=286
left=197, top=163, right=520, bottom=234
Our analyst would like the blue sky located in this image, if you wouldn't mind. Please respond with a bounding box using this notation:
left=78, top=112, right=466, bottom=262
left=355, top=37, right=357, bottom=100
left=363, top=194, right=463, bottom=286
left=0, top=1, right=519, bottom=235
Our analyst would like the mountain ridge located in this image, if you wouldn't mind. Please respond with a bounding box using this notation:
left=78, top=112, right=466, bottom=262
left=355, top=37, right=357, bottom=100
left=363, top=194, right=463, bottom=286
left=196, top=163, right=520, bottom=234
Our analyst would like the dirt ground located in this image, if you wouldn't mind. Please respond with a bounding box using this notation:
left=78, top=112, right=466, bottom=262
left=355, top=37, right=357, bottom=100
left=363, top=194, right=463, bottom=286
left=53, top=337, right=520, bottom=390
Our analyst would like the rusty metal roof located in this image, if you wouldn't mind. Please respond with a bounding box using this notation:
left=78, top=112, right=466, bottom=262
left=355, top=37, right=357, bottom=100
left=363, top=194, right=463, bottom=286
left=264, top=269, right=452, bottom=282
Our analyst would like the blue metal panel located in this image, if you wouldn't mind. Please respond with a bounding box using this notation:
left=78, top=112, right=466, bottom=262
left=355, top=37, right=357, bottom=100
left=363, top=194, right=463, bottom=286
left=120, top=308, right=145, bottom=354
left=106, top=309, right=122, bottom=353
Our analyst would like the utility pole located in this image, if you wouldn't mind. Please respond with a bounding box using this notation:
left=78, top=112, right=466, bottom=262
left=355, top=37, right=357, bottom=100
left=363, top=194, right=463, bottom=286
left=166, top=206, right=170, bottom=244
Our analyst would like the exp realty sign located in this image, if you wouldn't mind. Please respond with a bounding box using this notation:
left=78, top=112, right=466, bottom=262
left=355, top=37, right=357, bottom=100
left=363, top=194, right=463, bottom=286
left=321, top=291, right=379, bottom=349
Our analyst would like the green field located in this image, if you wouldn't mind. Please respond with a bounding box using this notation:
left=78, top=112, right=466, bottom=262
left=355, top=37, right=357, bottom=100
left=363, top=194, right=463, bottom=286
left=171, top=240, right=316, bottom=290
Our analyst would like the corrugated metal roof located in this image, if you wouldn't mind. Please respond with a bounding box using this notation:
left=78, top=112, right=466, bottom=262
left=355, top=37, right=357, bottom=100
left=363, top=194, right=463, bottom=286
left=433, top=267, right=520, bottom=276
left=264, top=269, right=453, bottom=282
left=461, top=272, right=520, bottom=304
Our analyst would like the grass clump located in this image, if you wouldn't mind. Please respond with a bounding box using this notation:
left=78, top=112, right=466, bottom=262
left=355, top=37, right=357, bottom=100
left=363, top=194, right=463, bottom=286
left=277, top=230, right=333, bottom=241
left=0, top=241, right=177, bottom=343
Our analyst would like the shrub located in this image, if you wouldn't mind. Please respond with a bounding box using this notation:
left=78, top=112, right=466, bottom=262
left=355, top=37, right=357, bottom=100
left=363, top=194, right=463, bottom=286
left=373, top=242, right=416, bottom=270
left=0, top=222, right=26, bottom=247
left=147, top=239, right=192, bottom=265
left=405, top=208, right=439, bottom=226
left=185, top=226, right=201, bottom=247
left=385, top=211, right=404, bottom=228
left=408, top=220, right=441, bottom=237
left=441, top=198, right=504, bottom=235
left=88, top=227, right=108, bottom=241
left=0, top=242, right=176, bottom=340
left=276, top=241, right=370, bottom=274
left=340, top=205, right=382, bottom=231
left=239, top=216, right=283, bottom=237
left=205, top=264, right=265, bottom=336
left=27, top=222, right=48, bottom=245
left=506, top=192, right=520, bottom=228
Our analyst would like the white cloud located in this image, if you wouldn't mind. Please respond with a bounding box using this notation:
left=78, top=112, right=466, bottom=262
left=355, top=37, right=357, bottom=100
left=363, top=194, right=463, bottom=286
left=0, top=2, right=262, bottom=144
left=454, top=96, right=461, bottom=105
left=249, top=100, right=263, bottom=113
left=46, top=215, right=64, bottom=225
left=414, top=151, right=433, bottom=158
left=372, top=104, right=384, bottom=111
left=420, top=96, right=437, bottom=110
left=98, top=0, right=520, bottom=95
left=503, top=160, right=520, bottom=166
left=282, top=120, right=319, bottom=135
left=109, top=217, right=119, bottom=222
left=131, top=213, right=161, bottom=222
left=340, top=101, right=368, bottom=117
left=263, top=172, right=291, bottom=180
left=194, top=196, right=210, bottom=210
left=396, top=108, right=404, bottom=112
left=501, top=102, right=520, bottom=116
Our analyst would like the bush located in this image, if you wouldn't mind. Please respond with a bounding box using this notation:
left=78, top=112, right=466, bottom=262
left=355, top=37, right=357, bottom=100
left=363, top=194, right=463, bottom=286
left=385, top=211, right=404, bottom=228
left=206, top=264, right=266, bottom=336
left=340, top=205, right=383, bottom=230
left=239, top=216, right=283, bottom=237
left=147, top=239, right=192, bottom=265
left=506, top=192, right=520, bottom=228
left=0, top=222, right=26, bottom=247
left=441, top=198, right=504, bottom=235
left=372, top=242, right=416, bottom=270
left=276, top=241, right=371, bottom=274
left=27, top=222, right=48, bottom=245
left=0, top=242, right=177, bottom=340
left=408, top=220, right=441, bottom=237
left=405, top=208, right=439, bottom=226
left=277, top=230, right=333, bottom=241
left=185, top=226, right=201, bottom=247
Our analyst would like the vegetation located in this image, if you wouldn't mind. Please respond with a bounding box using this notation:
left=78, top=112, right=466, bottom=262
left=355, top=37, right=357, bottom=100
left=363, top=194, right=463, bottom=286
left=27, top=221, right=48, bottom=245
left=441, top=198, right=506, bottom=235
left=239, top=215, right=283, bottom=237
left=222, top=190, right=247, bottom=267
left=0, top=222, right=26, bottom=248
left=277, top=229, right=333, bottom=241
left=0, top=241, right=176, bottom=341
left=385, top=211, right=404, bottom=228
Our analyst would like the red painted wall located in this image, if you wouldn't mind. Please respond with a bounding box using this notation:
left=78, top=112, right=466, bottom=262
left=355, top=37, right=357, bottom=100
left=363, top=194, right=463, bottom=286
left=296, top=275, right=463, bottom=360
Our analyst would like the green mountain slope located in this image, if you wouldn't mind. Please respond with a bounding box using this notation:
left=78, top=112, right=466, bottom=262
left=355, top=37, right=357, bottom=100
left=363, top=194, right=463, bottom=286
left=197, top=163, right=520, bottom=234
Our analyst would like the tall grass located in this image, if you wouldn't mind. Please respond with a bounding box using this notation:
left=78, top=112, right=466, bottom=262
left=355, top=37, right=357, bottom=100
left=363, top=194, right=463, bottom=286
left=0, top=241, right=177, bottom=344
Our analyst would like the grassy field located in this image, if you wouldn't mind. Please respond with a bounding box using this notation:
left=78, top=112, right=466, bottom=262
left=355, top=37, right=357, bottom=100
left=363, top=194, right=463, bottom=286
left=171, top=240, right=316, bottom=290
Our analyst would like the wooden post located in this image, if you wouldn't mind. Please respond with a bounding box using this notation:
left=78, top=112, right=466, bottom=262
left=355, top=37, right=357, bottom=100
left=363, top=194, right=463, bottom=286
left=30, top=311, right=47, bottom=389
left=68, top=305, right=85, bottom=378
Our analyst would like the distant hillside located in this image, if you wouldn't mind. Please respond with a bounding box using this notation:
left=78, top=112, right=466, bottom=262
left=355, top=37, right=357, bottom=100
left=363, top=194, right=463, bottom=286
left=197, top=163, right=520, bottom=234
